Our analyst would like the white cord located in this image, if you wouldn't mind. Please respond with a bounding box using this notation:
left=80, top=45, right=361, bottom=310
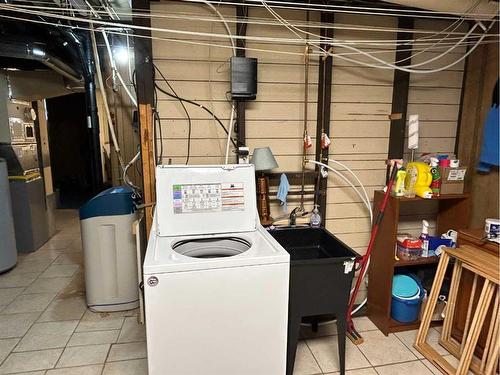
left=306, top=160, right=372, bottom=219
left=260, top=0, right=493, bottom=74
left=101, top=30, right=138, bottom=107
left=0, top=11, right=496, bottom=63
left=224, top=104, right=235, bottom=164
left=199, top=0, right=236, bottom=55
left=328, top=159, right=372, bottom=223
left=123, top=150, right=141, bottom=191
left=306, top=159, right=373, bottom=318
left=90, top=26, right=125, bottom=172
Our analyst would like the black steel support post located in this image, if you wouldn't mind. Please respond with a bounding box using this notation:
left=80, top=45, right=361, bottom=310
left=235, top=5, right=248, bottom=160
left=386, top=17, right=414, bottom=182
left=314, top=11, right=334, bottom=224
left=133, top=0, right=155, bottom=107
left=82, top=32, right=103, bottom=194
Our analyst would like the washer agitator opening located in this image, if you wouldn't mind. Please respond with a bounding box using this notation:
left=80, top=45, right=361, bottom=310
left=172, top=237, right=251, bottom=258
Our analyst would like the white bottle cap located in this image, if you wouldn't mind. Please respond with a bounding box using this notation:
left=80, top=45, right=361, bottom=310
left=422, top=220, right=429, bottom=234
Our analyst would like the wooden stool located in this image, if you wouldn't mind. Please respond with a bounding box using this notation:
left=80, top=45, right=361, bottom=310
left=415, top=245, right=499, bottom=375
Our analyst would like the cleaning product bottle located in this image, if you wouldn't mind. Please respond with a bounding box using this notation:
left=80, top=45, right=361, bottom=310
left=405, top=162, right=433, bottom=199
left=430, top=157, right=441, bottom=197
left=310, top=204, right=322, bottom=227
left=392, top=169, right=406, bottom=197
left=420, top=220, right=430, bottom=257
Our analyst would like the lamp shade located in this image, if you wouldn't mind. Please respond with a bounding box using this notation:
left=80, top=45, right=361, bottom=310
left=251, top=147, right=278, bottom=171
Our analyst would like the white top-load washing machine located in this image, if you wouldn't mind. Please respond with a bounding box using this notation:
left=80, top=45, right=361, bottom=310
left=144, top=164, right=290, bottom=375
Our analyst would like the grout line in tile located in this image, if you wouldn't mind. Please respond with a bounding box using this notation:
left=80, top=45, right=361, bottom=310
left=374, top=358, right=428, bottom=373
left=303, top=337, right=325, bottom=374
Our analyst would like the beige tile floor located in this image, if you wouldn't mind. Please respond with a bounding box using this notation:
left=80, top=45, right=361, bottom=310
left=0, top=209, right=449, bottom=375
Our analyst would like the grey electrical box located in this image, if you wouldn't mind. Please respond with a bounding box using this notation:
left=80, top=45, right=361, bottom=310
left=230, top=57, right=257, bottom=100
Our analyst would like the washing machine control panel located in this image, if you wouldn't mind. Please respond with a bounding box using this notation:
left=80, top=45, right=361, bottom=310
left=156, top=164, right=257, bottom=237
left=173, top=183, right=246, bottom=214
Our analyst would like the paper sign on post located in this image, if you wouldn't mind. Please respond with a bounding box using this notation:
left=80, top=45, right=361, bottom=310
left=408, top=114, right=419, bottom=150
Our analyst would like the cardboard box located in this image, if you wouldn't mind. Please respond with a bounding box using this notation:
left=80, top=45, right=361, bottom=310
left=439, top=166, right=467, bottom=195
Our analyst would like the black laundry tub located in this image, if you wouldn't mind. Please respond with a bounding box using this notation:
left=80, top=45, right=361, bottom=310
left=269, top=226, right=360, bottom=375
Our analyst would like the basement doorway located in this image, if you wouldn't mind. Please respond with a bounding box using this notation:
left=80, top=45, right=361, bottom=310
left=46, top=93, right=98, bottom=209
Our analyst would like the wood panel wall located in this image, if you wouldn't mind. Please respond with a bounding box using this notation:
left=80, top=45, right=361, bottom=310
left=457, top=28, right=499, bottom=228
left=150, top=1, right=466, bottom=255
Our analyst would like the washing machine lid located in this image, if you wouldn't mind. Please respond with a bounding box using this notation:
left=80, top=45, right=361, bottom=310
left=156, top=164, right=258, bottom=237
left=144, top=224, right=290, bottom=274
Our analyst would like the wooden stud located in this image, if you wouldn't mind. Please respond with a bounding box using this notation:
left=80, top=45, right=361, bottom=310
left=139, top=103, right=156, bottom=235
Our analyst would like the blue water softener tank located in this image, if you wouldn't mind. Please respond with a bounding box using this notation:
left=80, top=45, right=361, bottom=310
left=0, top=159, right=17, bottom=272
left=391, top=274, right=424, bottom=323
left=80, top=186, right=139, bottom=312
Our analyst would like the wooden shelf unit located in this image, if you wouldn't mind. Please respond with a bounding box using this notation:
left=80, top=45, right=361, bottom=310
left=367, top=191, right=471, bottom=335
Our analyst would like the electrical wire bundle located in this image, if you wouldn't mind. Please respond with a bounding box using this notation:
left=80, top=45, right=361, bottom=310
left=0, top=1, right=498, bottom=75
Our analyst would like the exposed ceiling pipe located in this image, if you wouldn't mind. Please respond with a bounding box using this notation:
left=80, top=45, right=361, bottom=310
left=0, top=41, right=83, bottom=83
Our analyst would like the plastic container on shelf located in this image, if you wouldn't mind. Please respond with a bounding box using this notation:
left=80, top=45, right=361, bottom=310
left=391, top=274, right=425, bottom=323
left=396, top=234, right=422, bottom=261
left=397, top=243, right=422, bottom=260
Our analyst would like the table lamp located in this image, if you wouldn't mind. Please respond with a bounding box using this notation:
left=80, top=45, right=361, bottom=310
left=251, top=147, right=278, bottom=225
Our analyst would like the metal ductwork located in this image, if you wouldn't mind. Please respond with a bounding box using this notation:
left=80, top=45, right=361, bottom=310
left=0, top=41, right=83, bottom=83
left=381, top=0, right=499, bottom=20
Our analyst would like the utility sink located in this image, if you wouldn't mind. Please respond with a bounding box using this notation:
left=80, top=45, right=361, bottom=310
left=269, top=226, right=358, bottom=262
left=268, top=226, right=360, bottom=375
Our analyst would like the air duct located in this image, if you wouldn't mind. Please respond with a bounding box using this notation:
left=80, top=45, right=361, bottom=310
left=0, top=41, right=83, bottom=83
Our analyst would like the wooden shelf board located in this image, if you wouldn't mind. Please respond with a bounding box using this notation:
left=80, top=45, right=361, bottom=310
left=388, top=192, right=470, bottom=202
left=395, top=256, right=440, bottom=267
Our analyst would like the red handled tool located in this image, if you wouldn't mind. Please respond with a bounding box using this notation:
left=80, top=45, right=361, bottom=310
left=346, top=161, right=401, bottom=344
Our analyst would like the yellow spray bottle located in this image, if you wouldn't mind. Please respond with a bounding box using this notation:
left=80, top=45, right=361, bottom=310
left=405, top=162, right=433, bottom=199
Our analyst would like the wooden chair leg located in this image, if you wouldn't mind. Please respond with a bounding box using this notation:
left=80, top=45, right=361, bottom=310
left=416, top=252, right=450, bottom=346
left=456, top=280, right=495, bottom=375
left=441, top=260, right=463, bottom=342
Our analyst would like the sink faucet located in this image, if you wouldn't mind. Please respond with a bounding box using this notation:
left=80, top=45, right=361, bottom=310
left=289, top=207, right=300, bottom=226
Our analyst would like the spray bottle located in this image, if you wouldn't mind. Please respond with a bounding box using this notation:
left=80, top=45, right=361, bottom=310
left=310, top=204, right=322, bottom=227
left=430, top=157, right=441, bottom=197
left=420, top=220, right=430, bottom=257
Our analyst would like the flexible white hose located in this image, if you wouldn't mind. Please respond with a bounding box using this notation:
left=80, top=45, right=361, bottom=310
left=328, top=159, right=372, bottom=223
left=306, top=159, right=372, bottom=318
left=260, top=0, right=493, bottom=74
left=224, top=105, right=235, bottom=164
left=307, top=160, right=372, bottom=219
left=123, top=150, right=141, bottom=191
left=90, top=27, right=125, bottom=172
left=101, top=31, right=138, bottom=107
left=201, top=0, right=236, bottom=164
left=200, top=0, right=236, bottom=55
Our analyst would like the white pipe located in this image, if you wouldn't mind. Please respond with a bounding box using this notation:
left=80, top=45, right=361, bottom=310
left=101, top=30, right=138, bottom=107
left=306, top=159, right=372, bottom=318
left=328, top=159, right=371, bottom=220
left=224, top=105, right=235, bottom=165
left=199, top=0, right=236, bottom=55
left=123, top=150, right=141, bottom=191
left=306, top=160, right=372, bottom=220
left=90, top=27, right=125, bottom=172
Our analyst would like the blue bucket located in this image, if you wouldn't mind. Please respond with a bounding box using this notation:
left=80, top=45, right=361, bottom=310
left=391, top=275, right=424, bottom=323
